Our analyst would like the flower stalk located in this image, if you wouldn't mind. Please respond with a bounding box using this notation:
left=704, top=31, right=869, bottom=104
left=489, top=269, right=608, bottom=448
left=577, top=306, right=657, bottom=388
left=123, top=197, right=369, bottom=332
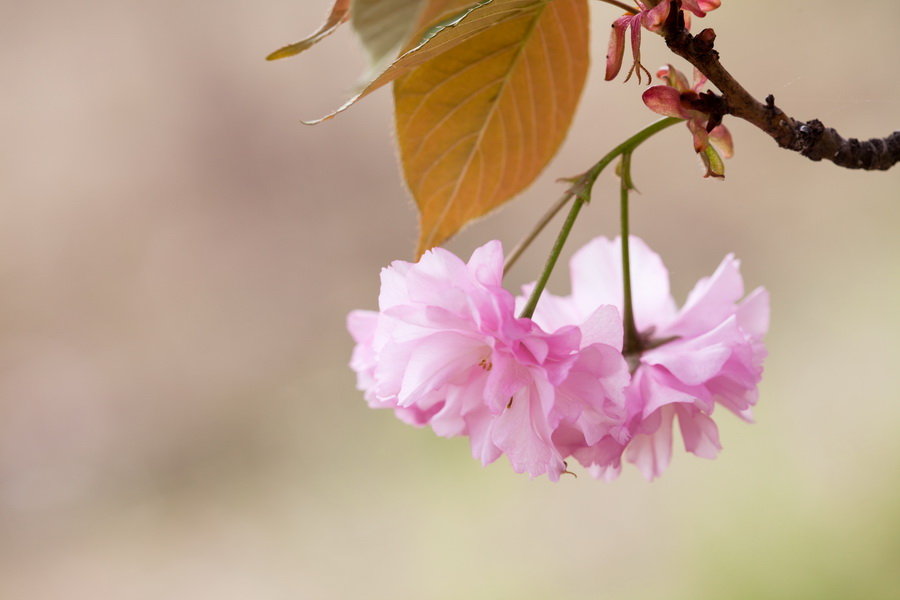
left=518, top=194, right=585, bottom=320
left=617, top=151, right=642, bottom=357
left=515, top=117, right=682, bottom=319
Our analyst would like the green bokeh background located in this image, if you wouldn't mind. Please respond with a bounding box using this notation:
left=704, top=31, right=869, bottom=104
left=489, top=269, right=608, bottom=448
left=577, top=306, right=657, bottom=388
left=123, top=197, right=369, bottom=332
left=1, top=1, right=898, bottom=598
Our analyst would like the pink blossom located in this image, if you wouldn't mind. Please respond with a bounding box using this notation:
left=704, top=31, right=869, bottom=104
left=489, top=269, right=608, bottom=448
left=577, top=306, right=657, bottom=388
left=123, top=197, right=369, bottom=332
left=526, top=237, right=768, bottom=480
left=681, top=0, right=721, bottom=18
left=642, top=64, right=734, bottom=177
left=347, top=241, right=630, bottom=480
left=605, top=0, right=721, bottom=83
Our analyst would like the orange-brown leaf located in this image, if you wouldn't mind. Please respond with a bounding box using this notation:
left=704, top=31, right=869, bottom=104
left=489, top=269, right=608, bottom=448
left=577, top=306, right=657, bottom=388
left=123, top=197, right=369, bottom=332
left=393, top=0, right=590, bottom=254
left=267, top=0, right=351, bottom=61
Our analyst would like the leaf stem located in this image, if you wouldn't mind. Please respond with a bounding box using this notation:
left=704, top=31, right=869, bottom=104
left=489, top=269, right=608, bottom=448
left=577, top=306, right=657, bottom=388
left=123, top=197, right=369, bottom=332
left=516, top=117, right=681, bottom=319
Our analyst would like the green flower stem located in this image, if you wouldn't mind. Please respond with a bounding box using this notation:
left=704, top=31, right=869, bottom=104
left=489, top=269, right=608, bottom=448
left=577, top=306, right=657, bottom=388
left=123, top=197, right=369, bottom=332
left=618, top=151, right=641, bottom=355
left=516, top=117, right=681, bottom=320
left=518, top=193, right=585, bottom=320
left=575, top=117, right=681, bottom=193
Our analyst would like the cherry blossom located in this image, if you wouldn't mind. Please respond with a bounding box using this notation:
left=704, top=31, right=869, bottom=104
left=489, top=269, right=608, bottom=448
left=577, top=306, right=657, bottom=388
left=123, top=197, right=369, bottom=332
left=347, top=241, right=630, bottom=480
left=526, top=236, right=768, bottom=480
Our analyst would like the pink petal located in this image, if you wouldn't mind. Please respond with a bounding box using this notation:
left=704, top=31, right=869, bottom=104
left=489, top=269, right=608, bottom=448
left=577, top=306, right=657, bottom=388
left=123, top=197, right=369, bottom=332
left=490, top=379, right=565, bottom=480
left=688, top=119, right=710, bottom=153
left=626, top=405, right=675, bottom=480
left=378, top=261, right=413, bottom=310
left=709, top=124, right=735, bottom=159
left=569, top=238, right=624, bottom=313
left=641, top=1, right=671, bottom=31
left=698, top=0, right=721, bottom=13
left=394, top=402, right=444, bottom=427
left=638, top=366, right=708, bottom=419
left=578, top=305, right=624, bottom=350
left=691, top=67, right=709, bottom=93
left=587, top=461, right=623, bottom=482
left=554, top=344, right=629, bottom=444
left=347, top=309, right=378, bottom=345
left=539, top=323, right=582, bottom=357
left=405, top=250, right=472, bottom=310
left=573, top=435, right=626, bottom=480
left=396, top=332, right=486, bottom=405
left=625, top=236, right=680, bottom=330
left=483, top=352, right=529, bottom=413
left=736, top=287, right=770, bottom=339
left=520, top=336, right=550, bottom=364
left=681, top=0, right=720, bottom=17
left=643, top=86, right=690, bottom=119
left=467, top=239, right=505, bottom=287
left=663, top=253, right=744, bottom=338
left=347, top=310, right=379, bottom=394
left=347, top=310, right=378, bottom=372
left=464, top=405, right=503, bottom=466
left=708, top=376, right=758, bottom=421
left=382, top=304, right=475, bottom=333
left=649, top=316, right=757, bottom=393
left=676, top=404, right=722, bottom=458
left=469, top=283, right=516, bottom=335
left=569, top=236, right=678, bottom=333
left=428, top=385, right=470, bottom=437
left=627, top=17, right=643, bottom=82
left=605, top=17, right=630, bottom=81
left=646, top=340, right=731, bottom=386
left=656, top=64, right=690, bottom=92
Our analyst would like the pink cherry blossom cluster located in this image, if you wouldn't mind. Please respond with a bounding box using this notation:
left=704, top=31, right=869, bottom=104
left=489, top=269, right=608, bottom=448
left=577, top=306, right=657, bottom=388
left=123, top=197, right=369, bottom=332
left=348, top=237, right=767, bottom=481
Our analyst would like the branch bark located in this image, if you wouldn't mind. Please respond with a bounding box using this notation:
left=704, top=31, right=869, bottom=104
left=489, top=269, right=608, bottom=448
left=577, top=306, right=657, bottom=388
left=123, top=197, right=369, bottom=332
left=663, top=3, right=900, bottom=171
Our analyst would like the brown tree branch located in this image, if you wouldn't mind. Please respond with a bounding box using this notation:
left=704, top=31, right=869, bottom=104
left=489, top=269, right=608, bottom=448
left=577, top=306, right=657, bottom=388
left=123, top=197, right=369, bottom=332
left=662, top=3, right=900, bottom=171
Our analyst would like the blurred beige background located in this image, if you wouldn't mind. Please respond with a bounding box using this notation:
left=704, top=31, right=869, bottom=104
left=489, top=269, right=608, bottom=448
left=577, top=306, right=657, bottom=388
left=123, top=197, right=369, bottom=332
left=1, top=1, right=898, bottom=598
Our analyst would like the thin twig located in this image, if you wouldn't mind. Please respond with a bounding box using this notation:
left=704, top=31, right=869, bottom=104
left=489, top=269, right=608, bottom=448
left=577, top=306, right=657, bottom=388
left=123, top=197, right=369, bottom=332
left=503, top=192, right=574, bottom=275
left=662, top=2, right=900, bottom=170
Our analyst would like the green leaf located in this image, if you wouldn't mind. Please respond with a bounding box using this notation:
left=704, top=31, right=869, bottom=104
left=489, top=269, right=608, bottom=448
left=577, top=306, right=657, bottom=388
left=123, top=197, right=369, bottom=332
left=701, top=144, right=726, bottom=178
left=351, top=0, right=426, bottom=72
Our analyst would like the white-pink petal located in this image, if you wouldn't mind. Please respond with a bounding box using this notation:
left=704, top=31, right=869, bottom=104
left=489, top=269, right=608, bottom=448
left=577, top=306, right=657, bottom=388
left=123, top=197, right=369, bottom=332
left=675, top=404, right=722, bottom=459
left=626, top=405, right=676, bottom=480
left=568, top=236, right=677, bottom=332
left=490, top=377, right=566, bottom=480
left=663, top=253, right=744, bottom=338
